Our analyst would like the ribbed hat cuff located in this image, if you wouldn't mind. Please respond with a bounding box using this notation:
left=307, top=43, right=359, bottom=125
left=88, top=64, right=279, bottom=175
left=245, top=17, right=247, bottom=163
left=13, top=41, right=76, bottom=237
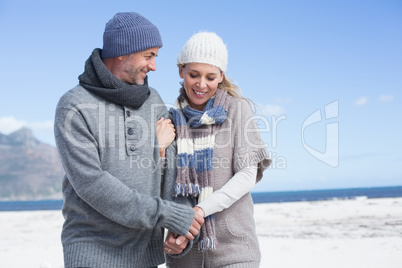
left=102, top=26, right=162, bottom=58
left=178, top=57, right=227, bottom=73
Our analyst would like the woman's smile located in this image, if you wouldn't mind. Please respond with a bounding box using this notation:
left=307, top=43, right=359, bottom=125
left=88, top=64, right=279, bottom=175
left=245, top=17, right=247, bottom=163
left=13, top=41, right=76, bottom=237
left=192, top=89, right=207, bottom=97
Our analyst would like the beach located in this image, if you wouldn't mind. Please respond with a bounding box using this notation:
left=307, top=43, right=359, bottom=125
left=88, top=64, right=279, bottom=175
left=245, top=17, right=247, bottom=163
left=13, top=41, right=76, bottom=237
left=0, top=197, right=401, bottom=268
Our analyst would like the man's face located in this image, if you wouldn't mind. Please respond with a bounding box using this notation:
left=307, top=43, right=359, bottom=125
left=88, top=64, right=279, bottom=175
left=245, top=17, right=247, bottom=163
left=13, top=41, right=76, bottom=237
left=119, top=47, right=159, bottom=85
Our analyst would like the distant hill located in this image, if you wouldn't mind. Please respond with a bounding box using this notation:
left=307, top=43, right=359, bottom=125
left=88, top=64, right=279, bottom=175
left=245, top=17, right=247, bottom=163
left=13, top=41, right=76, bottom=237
left=0, top=127, right=64, bottom=201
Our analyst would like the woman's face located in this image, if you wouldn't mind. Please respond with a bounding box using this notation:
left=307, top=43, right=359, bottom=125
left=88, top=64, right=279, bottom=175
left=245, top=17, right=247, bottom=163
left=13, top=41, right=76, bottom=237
left=179, top=63, right=224, bottom=111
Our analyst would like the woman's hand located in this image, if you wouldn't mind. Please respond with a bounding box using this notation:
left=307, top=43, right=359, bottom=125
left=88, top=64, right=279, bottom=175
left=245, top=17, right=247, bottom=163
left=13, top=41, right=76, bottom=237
left=193, top=206, right=205, bottom=218
left=156, top=117, right=176, bottom=157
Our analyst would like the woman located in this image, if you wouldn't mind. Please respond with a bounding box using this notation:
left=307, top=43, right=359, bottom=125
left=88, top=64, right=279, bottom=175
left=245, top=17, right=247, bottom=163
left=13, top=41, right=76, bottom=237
left=164, top=32, right=271, bottom=268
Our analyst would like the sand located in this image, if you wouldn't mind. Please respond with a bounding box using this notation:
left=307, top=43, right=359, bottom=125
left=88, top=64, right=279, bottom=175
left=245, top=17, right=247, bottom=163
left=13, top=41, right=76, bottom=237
left=0, top=197, right=401, bottom=267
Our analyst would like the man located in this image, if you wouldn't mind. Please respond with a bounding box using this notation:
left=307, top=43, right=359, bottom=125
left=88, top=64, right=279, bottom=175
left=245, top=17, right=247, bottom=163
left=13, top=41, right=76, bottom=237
left=54, top=12, right=203, bottom=268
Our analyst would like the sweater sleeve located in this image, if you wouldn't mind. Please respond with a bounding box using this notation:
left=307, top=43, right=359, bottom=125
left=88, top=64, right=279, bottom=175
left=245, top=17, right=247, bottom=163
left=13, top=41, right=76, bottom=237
left=232, top=98, right=271, bottom=182
left=54, top=105, right=194, bottom=237
left=197, top=165, right=257, bottom=217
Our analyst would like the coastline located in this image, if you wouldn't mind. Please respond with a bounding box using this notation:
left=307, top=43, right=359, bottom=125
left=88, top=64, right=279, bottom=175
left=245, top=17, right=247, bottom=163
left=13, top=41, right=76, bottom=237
left=0, top=197, right=401, bottom=267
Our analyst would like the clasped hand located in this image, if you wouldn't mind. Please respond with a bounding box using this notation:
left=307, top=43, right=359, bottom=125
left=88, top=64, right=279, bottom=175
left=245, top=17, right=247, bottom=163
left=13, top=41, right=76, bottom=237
left=156, top=117, right=175, bottom=157
left=164, top=206, right=205, bottom=255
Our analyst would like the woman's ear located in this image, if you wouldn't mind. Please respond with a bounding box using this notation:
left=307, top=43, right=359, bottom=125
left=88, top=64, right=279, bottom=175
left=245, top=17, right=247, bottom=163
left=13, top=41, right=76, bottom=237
left=218, top=71, right=224, bottom=83
left=179, top=66, right=184, bottom=79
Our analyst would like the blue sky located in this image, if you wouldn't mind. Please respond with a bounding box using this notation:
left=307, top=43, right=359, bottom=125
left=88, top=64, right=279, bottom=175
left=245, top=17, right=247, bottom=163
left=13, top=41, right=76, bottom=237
left=0, top=0, right=401, bottom=192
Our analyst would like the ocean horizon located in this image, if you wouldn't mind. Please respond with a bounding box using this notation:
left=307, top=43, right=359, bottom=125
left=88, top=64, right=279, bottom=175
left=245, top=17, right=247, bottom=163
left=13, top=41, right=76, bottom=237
left=1, top=185, right=401, bottom=212
left=251, top=185, right=402, bottom=204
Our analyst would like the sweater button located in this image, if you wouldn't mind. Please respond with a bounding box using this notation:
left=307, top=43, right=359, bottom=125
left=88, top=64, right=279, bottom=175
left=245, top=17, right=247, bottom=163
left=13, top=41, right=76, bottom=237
left=126, top=111, right=131, bottom=117
left=130, top=146, right=136, bottom=151
left=127, top=128, right=134, bottom=135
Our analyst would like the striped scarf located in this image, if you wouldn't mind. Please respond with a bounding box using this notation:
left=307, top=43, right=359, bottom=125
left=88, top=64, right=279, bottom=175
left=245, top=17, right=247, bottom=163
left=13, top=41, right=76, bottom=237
left=170, top=89, right=230, bottom=252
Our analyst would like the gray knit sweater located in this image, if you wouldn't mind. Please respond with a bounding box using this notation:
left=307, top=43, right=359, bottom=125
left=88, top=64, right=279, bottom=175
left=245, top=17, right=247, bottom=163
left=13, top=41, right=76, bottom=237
left=55, top=83, right=195, bottom=267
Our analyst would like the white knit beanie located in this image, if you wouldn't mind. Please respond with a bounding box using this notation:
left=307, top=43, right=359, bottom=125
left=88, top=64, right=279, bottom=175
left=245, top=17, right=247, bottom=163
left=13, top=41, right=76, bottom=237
left=177, top=32, right=228, bottom=72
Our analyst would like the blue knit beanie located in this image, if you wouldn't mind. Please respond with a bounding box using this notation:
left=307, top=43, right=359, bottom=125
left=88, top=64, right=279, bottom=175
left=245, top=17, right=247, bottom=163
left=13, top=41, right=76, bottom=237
left=102, top=12, right=163, bottom=59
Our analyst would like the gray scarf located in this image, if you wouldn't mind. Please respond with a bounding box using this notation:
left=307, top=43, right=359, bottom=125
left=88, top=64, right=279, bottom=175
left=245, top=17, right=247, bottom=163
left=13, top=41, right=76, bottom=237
left=78, top=48, right=150, bottom=109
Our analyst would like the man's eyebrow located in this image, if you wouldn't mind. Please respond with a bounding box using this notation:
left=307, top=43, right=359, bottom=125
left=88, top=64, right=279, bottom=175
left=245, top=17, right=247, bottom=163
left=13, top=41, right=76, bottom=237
left=148, top=52, right=157, bottom=57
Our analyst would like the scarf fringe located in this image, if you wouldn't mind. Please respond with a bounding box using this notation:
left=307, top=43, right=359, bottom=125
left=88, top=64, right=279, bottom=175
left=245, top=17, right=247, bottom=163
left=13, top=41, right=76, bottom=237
left=174, top=183, right=201, bottom=197
left=198, top=236, right=217, bottom=252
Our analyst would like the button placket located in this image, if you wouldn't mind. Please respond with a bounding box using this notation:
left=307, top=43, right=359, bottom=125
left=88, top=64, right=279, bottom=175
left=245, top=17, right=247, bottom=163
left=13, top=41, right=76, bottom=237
left=124, top=107, right=139, bottom=155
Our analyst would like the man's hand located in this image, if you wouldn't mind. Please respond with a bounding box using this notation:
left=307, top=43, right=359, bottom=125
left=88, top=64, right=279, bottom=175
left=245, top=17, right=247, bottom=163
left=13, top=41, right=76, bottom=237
left=164, top=207, right=205, bottom=255
left=164, top=232, right=189, bottom=255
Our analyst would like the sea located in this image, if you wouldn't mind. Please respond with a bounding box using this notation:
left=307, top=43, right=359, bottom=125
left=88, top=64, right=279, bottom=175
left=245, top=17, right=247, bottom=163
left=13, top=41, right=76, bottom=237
left=1, top=186, right=402, bottom=212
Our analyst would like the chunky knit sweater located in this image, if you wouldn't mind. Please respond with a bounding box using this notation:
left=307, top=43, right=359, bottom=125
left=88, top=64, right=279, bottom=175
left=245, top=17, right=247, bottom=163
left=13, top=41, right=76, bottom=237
left=54, top=52, right=195, bottom=268
left=166, top=97, right=271, bottom=268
